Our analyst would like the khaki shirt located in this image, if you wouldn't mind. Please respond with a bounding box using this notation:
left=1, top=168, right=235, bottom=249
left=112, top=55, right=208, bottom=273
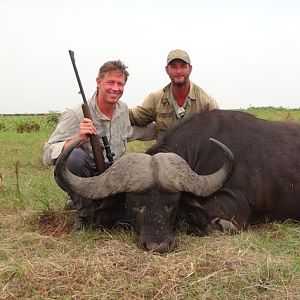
left=43, top=93, right=155, bottom=166
left=129, top=81, right=219, bottom=138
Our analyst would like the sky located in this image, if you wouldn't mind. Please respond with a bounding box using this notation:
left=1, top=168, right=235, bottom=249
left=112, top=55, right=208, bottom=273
left=1, top=0, right=300, bottom=114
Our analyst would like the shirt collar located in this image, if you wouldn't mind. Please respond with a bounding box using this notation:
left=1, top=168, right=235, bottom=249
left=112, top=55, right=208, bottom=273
left=163, top=83, right=195, bottom=118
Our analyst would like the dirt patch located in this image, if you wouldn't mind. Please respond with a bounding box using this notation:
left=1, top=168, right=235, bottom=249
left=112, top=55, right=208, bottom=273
left=37, top=210, right=75, bottom=237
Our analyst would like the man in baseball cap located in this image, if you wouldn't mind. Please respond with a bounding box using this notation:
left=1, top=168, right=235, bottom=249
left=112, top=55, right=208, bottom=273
left=167, top=49, right=191, bottom=65
left=129, top=49, right=219, bottom=139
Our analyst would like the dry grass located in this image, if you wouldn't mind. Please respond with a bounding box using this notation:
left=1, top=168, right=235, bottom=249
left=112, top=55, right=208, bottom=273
left=281, top=111, right=294, bottom=121
left=1, top=209, right=300, bottom=299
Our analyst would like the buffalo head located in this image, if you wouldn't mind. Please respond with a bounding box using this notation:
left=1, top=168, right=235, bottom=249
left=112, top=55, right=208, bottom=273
left=54, top=138, right=234, bottom=253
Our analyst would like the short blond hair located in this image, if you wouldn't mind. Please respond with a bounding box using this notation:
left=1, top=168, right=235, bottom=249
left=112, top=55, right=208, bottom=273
left=98, top=60, right=129, bottom=82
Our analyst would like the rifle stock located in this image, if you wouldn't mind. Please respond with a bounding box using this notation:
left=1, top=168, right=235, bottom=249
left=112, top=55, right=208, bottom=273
left=81, top=103, right=106, bottom=174
left=69, top=50, right=106, bottom=174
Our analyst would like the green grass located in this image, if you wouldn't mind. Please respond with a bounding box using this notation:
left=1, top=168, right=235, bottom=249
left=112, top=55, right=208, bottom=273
left=240, top=106, right=300, bottom=121
left=1, top=108, right=300, bottom=299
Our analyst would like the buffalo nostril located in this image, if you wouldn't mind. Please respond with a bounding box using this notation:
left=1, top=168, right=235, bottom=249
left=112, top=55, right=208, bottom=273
left=148, top=242, right=165, bottom=253
left=140, top=239, right=176, bottom=254
left=139, top=241, right=160, bottom=252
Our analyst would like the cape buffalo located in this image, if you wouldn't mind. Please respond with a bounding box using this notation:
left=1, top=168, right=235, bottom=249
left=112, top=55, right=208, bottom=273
left=54, top=137, right=234, bottom=253
left=55, top=109, right=300, bottom=253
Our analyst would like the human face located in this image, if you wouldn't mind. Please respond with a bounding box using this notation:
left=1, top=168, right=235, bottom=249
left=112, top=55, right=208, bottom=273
left=96, top=70, right=126, bottom=105
left=165, top=59, right=192, bottom=87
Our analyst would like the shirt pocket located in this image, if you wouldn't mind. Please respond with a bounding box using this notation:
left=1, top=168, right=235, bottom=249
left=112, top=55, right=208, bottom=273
left=156, top=112, right=175, bottom=131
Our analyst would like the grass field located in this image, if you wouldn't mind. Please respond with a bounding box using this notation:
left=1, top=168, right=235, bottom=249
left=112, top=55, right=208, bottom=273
left=1, top=108, right=300, bottom=299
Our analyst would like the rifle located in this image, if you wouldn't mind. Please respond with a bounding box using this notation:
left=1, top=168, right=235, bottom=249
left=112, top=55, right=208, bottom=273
left=68, top=50, right=106, bottom=174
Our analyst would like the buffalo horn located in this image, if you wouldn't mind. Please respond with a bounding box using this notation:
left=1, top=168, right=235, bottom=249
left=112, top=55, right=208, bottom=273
left=54, top=138, right=234, bottom=199
left=154, top=138, right=234, bottom=196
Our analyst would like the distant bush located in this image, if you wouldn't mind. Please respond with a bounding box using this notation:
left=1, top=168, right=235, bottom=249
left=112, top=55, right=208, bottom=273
left=0, top=121, right=6, bottom=131
left=0, top=113, right=61, bottom=133
left=16, top=120, right=41, bottom=133
left=45, top=111, right=60, bottom=126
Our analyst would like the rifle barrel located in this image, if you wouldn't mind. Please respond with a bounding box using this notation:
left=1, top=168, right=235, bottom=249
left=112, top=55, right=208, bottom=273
left=68, top=50, right=87, bottom=104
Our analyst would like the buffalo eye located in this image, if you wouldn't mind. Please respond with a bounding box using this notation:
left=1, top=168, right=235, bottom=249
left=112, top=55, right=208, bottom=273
left=165, top=206, right=174, bottom=215
left=132, top=206, right=146, bottom=215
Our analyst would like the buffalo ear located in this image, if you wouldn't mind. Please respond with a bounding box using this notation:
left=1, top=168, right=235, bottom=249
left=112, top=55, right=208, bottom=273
left=180, top=196, right=210, bottom=231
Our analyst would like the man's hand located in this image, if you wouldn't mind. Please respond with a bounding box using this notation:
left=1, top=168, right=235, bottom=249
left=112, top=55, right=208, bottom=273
left=62, top=118, right=97, bottom=151
left=78, top=118, right=97, bottom=144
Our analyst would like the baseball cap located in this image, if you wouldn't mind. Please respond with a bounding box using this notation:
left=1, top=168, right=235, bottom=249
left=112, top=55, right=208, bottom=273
left=167, top=49, right=191, bottom=65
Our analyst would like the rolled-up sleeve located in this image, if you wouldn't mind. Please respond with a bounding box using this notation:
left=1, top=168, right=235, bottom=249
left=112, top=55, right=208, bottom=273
left=42, top=109, right=81, bottom=166
left=43, top=141, right=66, bottom=166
